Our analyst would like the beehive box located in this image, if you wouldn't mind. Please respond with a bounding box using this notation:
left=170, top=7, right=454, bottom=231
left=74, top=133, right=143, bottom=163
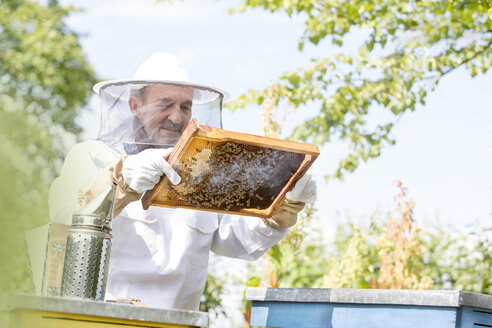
left=141, top=119, right=319, bottom=218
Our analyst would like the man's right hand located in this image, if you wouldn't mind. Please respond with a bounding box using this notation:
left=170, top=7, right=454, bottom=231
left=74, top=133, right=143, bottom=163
left=122, top=148, right=181, bottom=193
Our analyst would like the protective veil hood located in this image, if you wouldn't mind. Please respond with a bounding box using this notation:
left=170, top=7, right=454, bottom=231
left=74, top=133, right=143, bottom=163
left=93, top=52, right=229, bottom=155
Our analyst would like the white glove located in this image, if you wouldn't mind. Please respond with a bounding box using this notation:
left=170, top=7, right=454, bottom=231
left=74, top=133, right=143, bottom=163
left=286, top=171, right=317, bottom=204
left=122, top=148, right=181, bottom=193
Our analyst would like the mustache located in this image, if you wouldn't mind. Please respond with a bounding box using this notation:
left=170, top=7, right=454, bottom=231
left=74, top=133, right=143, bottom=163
left=157, top=119, right=184, bottom=132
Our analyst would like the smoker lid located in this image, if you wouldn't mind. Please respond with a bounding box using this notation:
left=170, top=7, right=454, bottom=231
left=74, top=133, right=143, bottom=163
left=72, top=183, right=117, bottom=226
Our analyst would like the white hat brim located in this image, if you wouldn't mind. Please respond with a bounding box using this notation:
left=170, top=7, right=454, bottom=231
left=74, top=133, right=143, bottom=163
left=93, top=79, right=229, bottom=105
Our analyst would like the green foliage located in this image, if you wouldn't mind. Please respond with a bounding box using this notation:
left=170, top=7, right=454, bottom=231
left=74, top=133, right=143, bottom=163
left=322, top=225, right=375, bottom=288
left=0, top=0, right=96, bottom=292
left=321, top=182, right=434, bottom=290
left=200, top=272, right=228, bottom=318
left=247, top=206, right=328, bottom=288
left=240, top=205, right=331, bottom=321
left=265, top=205, right=330, bottom=288
left=240, top=191, right=491, bottom=299
left=227, top=0, right=492, bottom=180
left=0, top=0, right=96, bottom=135
left=423, top=225, right=492, bottom=295
left=240, top=207, right=327, bottom=322
left=0, top=96, right=52, bottom=293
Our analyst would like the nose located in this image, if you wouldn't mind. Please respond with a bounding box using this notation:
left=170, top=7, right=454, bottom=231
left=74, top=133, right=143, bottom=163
left=167, top=104, right=183, bottom=125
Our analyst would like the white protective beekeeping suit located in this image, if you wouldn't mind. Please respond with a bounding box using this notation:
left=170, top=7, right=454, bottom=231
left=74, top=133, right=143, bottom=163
left=49, top=52, right=313, bottom=310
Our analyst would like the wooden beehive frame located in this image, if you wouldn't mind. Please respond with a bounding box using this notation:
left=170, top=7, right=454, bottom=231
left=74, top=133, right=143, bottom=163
left=141, top=119, right=319, bottom=218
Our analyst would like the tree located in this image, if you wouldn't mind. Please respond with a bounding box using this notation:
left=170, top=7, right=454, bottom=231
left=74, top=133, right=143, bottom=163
left=228, top=0, right=492, bottom=180
left=422, top=224, right=492, bottom=295
left=1, top=0, right=95, bottom=135
left=0, top=0, right=96, bottom=292
left=371, top=181, right=433, bottom=290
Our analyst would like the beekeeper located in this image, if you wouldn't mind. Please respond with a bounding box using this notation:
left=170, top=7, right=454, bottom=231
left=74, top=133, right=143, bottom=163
left=49, top=52, right=317, bottom=310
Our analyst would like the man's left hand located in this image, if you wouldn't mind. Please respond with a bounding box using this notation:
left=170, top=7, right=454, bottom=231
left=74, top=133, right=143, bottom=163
left=286, top=171, right=317, bottom=204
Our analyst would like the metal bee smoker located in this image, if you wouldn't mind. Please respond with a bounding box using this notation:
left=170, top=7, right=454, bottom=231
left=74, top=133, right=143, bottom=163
left=60, top=183, right=117, bottom=301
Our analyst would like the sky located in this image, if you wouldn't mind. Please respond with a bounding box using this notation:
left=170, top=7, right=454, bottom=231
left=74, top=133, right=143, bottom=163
left=57, top=0, right=491, bottom=325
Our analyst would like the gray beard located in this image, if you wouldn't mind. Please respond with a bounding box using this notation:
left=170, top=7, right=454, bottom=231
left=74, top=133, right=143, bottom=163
left=134, top=117, right=180, bottom=149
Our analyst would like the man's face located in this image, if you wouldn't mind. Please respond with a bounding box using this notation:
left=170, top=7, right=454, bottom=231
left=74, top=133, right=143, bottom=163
left=129, top=84, right=193, bottom=145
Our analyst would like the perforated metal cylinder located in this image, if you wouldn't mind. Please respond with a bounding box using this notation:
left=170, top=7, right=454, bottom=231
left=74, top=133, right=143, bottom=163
left=60, top=227, right=111, bottom=301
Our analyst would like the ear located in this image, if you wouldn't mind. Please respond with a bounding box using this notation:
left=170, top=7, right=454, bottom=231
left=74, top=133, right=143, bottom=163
left=129, top=96, right=142, bottom=119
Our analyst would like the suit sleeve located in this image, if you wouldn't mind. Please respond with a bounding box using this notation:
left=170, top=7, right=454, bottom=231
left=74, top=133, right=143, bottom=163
left=210, top=200, right=305, bottom=261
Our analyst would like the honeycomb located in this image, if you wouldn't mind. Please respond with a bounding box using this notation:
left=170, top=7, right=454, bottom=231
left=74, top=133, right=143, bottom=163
left=153, top=137, right=306, bottom=212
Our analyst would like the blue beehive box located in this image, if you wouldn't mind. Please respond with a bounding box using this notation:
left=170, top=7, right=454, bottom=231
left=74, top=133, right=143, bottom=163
left=246, top=287, right=492, bottom=328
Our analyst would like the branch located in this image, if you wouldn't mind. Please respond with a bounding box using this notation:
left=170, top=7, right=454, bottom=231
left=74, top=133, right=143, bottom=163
left=441, top=39, right=492, bottom=76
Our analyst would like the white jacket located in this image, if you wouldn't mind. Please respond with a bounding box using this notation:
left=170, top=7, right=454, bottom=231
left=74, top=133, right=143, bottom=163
left=49, top=140, right=288, bottom=310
